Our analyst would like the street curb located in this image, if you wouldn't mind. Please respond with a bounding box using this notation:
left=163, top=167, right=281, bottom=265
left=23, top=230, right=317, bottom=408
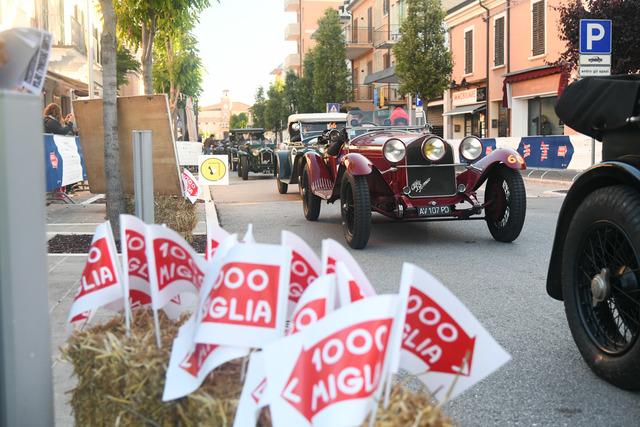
left=204, top=186, right=219, bottom=228
left=523, top=168, right=582, bottom=183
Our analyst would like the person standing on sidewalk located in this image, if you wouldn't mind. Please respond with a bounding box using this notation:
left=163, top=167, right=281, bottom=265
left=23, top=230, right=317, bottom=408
left=43, top=103, right=75, bottom=135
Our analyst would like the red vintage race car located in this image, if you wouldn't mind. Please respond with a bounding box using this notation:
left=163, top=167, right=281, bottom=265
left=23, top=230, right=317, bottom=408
left=300, top=119, right=527, bottom=249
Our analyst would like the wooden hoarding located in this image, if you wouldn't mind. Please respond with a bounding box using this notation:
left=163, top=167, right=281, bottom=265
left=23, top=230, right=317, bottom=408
left=73, top=95, right=182, bottom=195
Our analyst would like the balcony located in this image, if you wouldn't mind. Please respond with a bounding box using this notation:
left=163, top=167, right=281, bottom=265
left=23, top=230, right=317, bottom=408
left=284, top=53, right=301, bottom=70
left=285, top=22, right=300, bottom=41
left=342, top=25, right=374, bottom=60
left=374, top=23, right=401, bottom=49
left=284, top=0, right=299, bottom=12
left=352, top=84, right=374, bottom=102
left=379, top=84, right=404, bottom=104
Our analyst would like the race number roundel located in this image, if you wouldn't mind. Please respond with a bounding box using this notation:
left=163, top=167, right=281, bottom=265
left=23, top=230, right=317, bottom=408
left=201, top=158, right=227, bottom=182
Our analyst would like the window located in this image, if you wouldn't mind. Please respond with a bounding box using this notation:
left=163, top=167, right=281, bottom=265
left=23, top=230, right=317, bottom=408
left=528, top=96, right=563, bottom=136
left=383, top=0, right=390, bottom=16
left=531, top=0, right=545, bottom=56
left=383, top=53, right=390, bottom=69
left=464, top=29, right=473, bottom=74
left=494, top=16, right=505, bottom=67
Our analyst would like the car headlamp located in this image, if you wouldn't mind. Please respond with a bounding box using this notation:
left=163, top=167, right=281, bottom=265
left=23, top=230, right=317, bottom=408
left=422, top=137, right=446, bottom=161
left=383, top=138, right=406, bottom=163
left=459, top=136, right=482, bottom=161
left=251, top=148, right=260, bottom=156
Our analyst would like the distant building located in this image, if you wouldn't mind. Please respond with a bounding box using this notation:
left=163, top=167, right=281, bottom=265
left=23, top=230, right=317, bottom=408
left=284, top=0, right=344, bottom=75
left=199, top=90, right=252, bottom=139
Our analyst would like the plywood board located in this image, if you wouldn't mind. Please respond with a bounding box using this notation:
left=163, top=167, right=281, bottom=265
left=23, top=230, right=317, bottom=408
left=73, top=95, right=182, bottom=195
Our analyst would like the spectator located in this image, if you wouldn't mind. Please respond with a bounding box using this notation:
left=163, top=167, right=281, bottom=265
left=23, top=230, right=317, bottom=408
left=203, top=135, right=215, bottom=154
left=389, top=106, right=410, bottom=126
left=44, top=103, right=74, bottom=135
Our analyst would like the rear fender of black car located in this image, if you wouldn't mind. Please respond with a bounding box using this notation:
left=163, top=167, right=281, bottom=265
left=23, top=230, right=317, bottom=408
left=275, top=150, right=291, bottom=180
left=546, top=158, right=640, bottom=300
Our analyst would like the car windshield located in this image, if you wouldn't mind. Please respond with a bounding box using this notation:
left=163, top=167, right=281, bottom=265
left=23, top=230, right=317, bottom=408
left=346, top=108, right=424, bottom=138
left=300, top=121, right=345, bottom=139
left=230, top=131, right=264, bottom=143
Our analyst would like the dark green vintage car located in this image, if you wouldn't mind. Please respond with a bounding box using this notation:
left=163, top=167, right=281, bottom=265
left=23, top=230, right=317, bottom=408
left=233, top=128, right=277, bottom=180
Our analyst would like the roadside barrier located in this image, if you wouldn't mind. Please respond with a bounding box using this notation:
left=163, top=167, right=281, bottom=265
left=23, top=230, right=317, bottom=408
left=44, top=133, right=87, bottom=192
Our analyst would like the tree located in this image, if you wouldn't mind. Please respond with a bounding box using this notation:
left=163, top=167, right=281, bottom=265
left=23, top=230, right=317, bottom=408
left=557, top=0, right=640, bottom=74
left=116, top=44, right=140, bottom=89
left=98, top=0, right=124, bottom=233
left=229, top=113, right=249, bottom=129
left=251, top=87, right=267, bottom=129
left=283, top=70, right=300, bottom=115
left=298, top=49, right=317, bottom=113
left=115, top=0, right=211, bottom=95
left=393, top=0, right=452, bottom=121
left=312, top=9, right=350, bottom=112
left=265, top=80, right=287, bottom=141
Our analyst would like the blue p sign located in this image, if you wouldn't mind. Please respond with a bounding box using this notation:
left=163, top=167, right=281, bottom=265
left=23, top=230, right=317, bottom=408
left=580, top=19, right=612, bottom=54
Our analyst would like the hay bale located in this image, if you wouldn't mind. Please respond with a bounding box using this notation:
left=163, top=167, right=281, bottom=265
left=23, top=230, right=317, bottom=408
left=124, top=196, right=198, bottom=242
left=63, top=310, right=451, bottom=426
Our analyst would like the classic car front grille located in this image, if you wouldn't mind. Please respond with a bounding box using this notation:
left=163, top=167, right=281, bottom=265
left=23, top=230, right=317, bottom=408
left=261, top=151, right=273, bottom=164
left=405, top=143, right=456, bottom=197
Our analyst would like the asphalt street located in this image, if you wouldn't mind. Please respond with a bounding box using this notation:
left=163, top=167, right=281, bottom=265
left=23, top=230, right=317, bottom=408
left=212, top=173, right=640, bottom=426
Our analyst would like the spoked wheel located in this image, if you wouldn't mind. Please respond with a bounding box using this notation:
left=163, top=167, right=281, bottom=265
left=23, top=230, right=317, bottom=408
left=340, top=173, right=371, bottom=249
left=240, top=156, right=249, bottom=181
left=484, top=165, right=526, bottom=242
left=562, top=186, right=640, bottom=390
left=302, top=166, right=321, bottom=221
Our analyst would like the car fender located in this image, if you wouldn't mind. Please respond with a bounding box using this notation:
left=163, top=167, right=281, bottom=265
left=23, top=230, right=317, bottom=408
left=275, top=150, right=291, bottom=179
left=546, top=159, right=640, bottom=301
left=340, top=153, right=373, bottom=176
left=303, top=152, right=332, bottom=187
left=458, top=148, right=526, bottom=191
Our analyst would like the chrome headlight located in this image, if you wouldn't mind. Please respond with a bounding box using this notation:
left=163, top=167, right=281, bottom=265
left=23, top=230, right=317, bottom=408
left=422, top=137, right=446, bottom=161
left=383, top=138, right=406, bottom=163
left=251, top=148, right=260, bottom=156
left=459, top=136, right=482, bottom=161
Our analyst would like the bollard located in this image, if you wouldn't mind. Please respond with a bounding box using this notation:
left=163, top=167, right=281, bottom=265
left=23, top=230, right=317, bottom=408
left=0, top=90, right=54, bottom=426
left=132, top=130, right=155, bottom=224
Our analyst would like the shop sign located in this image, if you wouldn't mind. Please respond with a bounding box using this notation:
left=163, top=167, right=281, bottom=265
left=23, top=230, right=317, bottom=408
left=452, top=88, right=478, bottom=107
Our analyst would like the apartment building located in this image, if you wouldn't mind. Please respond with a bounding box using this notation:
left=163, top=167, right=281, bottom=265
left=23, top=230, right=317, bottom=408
left=444, top=0, right=568, bottom=139
left=0, top=0, right=106, bottom=114
left=199, top=90, right=252, bottom=139
left=284, top=0, right=344, bottom=75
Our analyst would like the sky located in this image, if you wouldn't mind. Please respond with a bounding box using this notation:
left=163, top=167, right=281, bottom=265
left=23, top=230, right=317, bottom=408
left=194, top=0, right=296, bottom=107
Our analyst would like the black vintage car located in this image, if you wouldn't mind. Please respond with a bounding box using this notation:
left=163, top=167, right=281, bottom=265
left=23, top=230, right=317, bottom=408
left=233, top=128, right=276, bottom=180
left=547, top=75, right=640, bottom=390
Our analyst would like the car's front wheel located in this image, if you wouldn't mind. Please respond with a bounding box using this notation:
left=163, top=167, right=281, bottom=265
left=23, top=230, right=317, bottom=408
left=302, top=166, right=321, bottom=221
left=561, top=185, right=640, bottom=390
left=484, top=165, right=526, bottom=242
left=237, top=157, right=242, bottom=177
left=340, top=173, right=371, bottom=249
left=240, top=156, right=249, bottom=181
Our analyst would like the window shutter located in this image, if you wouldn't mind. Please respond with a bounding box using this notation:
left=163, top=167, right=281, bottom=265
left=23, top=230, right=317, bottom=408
left=494, top=17, right=505, bottom=67
left=532, top=1, right=545, bottom=56
left=465, top=30, right=473, bottom=74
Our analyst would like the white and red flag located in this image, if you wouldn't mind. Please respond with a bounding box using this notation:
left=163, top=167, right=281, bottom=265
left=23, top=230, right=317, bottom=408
left=321, top=239, right=375, bottom=306
left=263, top=295, right=402, bottom=427
left=181, top=168, right=200, bottom=204
left=163, top=316, right=248, bottom=401
left=145, top=224, right=206, bottom=311
left=233, top=351, right=268, bottom=427
left=398, top=263, right=511, bottom=402
left=206, top=222, right=230, bottom=260
left=288, top=274, right=336, bottom=335
left=194, top=242, right=291, bottom=348
left=282, top=231, right=321, bottom=314
left=67, top=222, right=123, bottom=323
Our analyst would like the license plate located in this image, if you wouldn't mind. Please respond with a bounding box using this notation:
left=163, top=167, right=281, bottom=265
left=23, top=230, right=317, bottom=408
left=417, top=205, right=452, bottom=217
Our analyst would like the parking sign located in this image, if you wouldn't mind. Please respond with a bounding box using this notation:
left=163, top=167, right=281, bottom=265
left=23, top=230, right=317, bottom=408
left=579, top=19, right=612, bottom=54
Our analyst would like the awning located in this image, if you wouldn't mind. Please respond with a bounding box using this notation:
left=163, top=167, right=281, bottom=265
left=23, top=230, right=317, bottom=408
left=502, top=64, right=569, bottom=107
left=364, top=66, right=398, bottom=84
left=443, top=103, right=486, bottom=116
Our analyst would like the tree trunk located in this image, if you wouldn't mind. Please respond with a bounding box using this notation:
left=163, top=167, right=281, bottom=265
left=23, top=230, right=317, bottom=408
left=141, top=16, right=156, bottom=95
left=99, top=0, right=124, bottom=234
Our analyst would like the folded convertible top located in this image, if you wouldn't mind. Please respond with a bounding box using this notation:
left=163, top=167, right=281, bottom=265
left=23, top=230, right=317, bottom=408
left=555, top=74, right=640, bottom=140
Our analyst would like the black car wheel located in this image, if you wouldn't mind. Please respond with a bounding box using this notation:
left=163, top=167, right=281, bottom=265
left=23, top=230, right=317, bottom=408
left=237, top=157, right=242, bottom=177
left=302, top=166, right=321, bottom=221
left=340, top=173, right=371, bottom=249
left=240, top=156, right=249, bottom=181
left=561, top=186, right=640, bottom=390
left=484, top=165, right=526, bottom=242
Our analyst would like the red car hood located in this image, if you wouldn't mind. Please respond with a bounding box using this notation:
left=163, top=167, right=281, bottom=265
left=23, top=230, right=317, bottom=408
left=349, top=130, right=425, bottom=148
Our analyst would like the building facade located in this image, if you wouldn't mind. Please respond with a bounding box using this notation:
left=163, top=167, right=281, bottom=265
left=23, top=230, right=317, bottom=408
left=1, top=0, right=105, bottom=114
left=284, top=0, right=344, bottom=75
left=199, top=90, right=252, bottom=139
left=444, top=0, right=568, bottom=139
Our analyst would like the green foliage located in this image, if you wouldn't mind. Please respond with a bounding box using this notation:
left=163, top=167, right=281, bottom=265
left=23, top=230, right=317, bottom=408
left=229, top=113, right=249, bottom=130
left=251, top=87, right=267, bottom=129
left=152, top=30, right=203, bottom=99
left=298, top=49, right=317, bottom=113
left=311, top=9, right=350, bottom=111
left=283, top=70, right=300, bottom=116
left=393, top=0, right=452, bottom=103
left=116, top=44, right=140, bottom=89
left=264, top=79, right=288, bottom=138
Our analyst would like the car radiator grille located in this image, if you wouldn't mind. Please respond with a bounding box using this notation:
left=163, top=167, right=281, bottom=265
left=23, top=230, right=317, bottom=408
left=405, top=145, right=457, bottom=198
left=261, top=152, right=272, bottom=163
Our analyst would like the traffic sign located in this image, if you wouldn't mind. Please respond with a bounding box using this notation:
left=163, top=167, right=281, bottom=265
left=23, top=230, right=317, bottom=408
left=579, top=65, right=611, bottom=77
left=326, top=103, right=341, bottom=113
left=415, top=96, right=423, bottom=107
left=198, top=155, right=229, bottom=186
left=579, top=54, right=611, bottom=66
left=579, top=19, right=612, bottom=54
